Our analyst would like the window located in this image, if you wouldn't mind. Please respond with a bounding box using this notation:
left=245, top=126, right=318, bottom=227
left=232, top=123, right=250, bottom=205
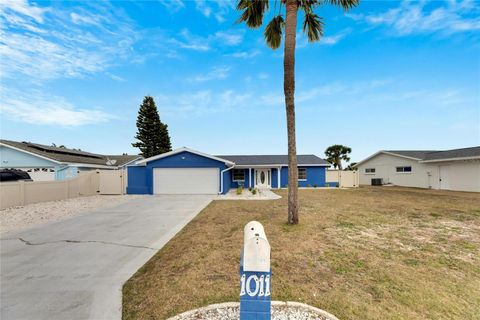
left=396, top=166, right=412, bottom=173
left=298, top=168, right=307, bottom=180
left=365, top=168, right=376, bottom=174
left=232, top=169, right=245, bottom=182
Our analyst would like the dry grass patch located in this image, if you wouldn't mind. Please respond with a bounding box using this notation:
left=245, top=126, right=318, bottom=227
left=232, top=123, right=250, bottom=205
left=123, top=187, right=480, bottom=320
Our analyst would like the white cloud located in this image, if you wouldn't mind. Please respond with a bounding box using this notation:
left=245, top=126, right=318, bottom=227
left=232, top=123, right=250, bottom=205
left=0, top=1, right=140, bottom=81
left=170, top=29, right=244, bottom=53
left=0, top=0, right=47, bottom=23
left=0, top=88, right=114, bottom=126
left=360, top=0, right=480, bottom=36
left=258, top=73, right=269, bottom=80
left=214, top=30, right=244, bottom=46
left=297, top=28, right=351, bottom=48
left=158, top=0, right=185, bottom=13
left=189, top=66, right=231, bottom=82
left=194, top=0, right=234, bottom=23
left=228, top=49, right=261, bottom=59
left=157, top=89, right=252, bottom=116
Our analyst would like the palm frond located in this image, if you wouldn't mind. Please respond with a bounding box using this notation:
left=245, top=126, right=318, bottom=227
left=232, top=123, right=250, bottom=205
left=264, top=15, right=285, bottom=49
left=236, top=0, right=270, bottom=29
left=323, top=0, right=359, bottom=11
left=303, top=12, right=323, bottom=42
left=298, top=0, right=321, bottom=12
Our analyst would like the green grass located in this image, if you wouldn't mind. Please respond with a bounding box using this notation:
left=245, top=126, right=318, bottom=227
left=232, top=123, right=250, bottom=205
left=123, top=187, right=480, bottom=320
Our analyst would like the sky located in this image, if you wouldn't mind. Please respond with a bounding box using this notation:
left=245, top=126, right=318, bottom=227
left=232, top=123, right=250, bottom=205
left=0, top=0, right=479, bottom=162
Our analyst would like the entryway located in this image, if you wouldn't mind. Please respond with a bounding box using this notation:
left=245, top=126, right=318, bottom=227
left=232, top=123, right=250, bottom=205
left=255, top=169, right=271, bottom=188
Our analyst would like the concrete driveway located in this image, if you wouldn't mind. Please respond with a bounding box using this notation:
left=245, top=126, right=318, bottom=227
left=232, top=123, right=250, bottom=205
left=0, top=195, right=214, bottom=320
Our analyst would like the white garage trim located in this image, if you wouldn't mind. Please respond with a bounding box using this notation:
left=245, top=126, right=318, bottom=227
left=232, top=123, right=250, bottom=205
left=153, top=168, right=219, bottom=195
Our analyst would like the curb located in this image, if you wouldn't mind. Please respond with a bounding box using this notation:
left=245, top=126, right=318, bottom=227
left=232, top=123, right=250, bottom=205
left=167, top=301, right=339, bottom=320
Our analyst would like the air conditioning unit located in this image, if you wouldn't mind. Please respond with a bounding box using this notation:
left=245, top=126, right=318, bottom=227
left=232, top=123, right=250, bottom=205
left=371, top=178, right=383, bottom=186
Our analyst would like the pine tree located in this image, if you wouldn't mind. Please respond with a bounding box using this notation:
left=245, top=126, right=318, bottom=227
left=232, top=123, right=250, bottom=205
left=132, top=96, right=172, bottom=158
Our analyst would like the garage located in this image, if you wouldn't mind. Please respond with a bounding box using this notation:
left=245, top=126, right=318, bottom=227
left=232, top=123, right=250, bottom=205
left=153, top=168, right=219, bottom=194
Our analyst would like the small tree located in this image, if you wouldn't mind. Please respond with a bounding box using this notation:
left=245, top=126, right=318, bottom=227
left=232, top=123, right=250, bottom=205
left=325, top=144, right=351, bottom=170
left=132, top=96, right=172, bottom=158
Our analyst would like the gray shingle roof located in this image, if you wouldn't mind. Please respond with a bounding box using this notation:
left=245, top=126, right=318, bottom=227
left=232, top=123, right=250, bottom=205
left=216, top=154, right=330, bottom=166
left=385, top=150, right=438, bottom=160
left=0, top=139, right=141, bottom=167
left=422, top=146, right=480, bottom=161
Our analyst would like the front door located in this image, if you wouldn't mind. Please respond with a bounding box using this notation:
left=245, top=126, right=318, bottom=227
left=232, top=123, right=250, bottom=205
left=255, top=169, right=271, bottom=188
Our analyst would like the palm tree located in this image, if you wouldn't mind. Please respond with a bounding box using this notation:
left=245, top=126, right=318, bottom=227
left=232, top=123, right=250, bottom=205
left=325, top=144, right=352, bottom=170
left=237, top=0, right=359, bottom=224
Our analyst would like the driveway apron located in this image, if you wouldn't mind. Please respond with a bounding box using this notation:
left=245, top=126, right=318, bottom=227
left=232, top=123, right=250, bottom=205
left=0, top=195, right=214, bottom=320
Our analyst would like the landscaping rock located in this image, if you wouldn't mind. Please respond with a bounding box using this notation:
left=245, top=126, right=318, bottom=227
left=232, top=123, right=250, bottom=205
left=168, top=301, right=338, bottom=320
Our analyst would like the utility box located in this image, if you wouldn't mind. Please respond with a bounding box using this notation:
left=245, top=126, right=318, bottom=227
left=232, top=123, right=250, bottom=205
left=240, top=221, right=271, bottom=320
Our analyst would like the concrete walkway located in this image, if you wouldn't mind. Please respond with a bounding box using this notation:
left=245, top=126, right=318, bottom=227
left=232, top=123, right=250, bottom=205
left=0, top=195, right=214, bottom=320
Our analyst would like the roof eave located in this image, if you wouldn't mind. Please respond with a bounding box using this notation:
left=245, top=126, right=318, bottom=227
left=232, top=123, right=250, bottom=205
left=0, top=142, right=63, bottom=165
left=353, top=150, right=422, bottom=167
left=135, top=147, right=235, bottom=166
left=233, top=163, right=330, bottom=168
left=420, top=156, right=480, bottom=163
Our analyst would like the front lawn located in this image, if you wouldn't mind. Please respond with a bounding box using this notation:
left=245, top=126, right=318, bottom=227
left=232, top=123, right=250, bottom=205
left=123, top=187, right=480, bottom=320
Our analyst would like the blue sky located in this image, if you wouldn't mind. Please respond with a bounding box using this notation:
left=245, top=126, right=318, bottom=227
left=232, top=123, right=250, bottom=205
left=1, top=0, right=479, bottom=162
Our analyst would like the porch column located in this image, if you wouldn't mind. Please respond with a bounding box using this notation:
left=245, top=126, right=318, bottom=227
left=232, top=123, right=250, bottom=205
left=249, top=168, right=252, bottom=188
left=278, top=166, right=281, bottom=189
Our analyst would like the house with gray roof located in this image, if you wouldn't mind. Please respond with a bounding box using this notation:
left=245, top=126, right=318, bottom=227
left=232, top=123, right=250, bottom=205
left=354, top=147, right=480, bottom=192
left=0, top=139, right=142, bottom=181
left=126, top=147, right=331, bottom=195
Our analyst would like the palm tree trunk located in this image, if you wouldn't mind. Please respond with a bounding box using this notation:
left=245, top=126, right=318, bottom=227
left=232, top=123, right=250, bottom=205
left=284, top=0, right=298, bottom=224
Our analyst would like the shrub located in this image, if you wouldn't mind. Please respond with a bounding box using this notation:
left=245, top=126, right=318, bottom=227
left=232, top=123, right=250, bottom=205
left=236, top=186, right=243, bottom=195
left=314, top=184, right=318, bottom=188
left=325, top=183, right=330, bottom=188
left=307, top=184, right=312, bottom=188
left=248, top=187, right=253, bottom=192
left=252, top=188, right=257, bottom=195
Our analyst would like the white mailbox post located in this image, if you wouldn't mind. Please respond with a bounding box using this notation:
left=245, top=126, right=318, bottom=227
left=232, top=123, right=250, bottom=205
left=240, top=221, right=271, bottom=320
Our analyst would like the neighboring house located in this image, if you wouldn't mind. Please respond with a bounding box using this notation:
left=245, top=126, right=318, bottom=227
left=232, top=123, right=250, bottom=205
left=0, top=140, right=142, bottom=181
left=355, top=147, right=480, bottom=192
left=127, top=147, right=331, bottom=195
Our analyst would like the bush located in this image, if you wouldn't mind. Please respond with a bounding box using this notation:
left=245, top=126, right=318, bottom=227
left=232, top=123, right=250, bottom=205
left=325, top=183, right=330, bottom=188
left=248, top=187, right=253, bottom=192
left=252, top=188, right=257, bottom=195
left=314, top=184, right=318, bottom=188
left=307, top=184, right=312, bottom=188
left=236, top=186, right=243, bottom=195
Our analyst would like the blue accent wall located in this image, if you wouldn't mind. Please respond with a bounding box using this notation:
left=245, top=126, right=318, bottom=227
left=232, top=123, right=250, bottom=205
left=281, top=166, right=327, bottom=187
left=271, top=168, right=279, bottom=188
left=127, top=151, right=231, bottom=194
left=0, top=145, right=57, bottom=168
left=230, top=169, right=252, bottom=189
left=127, top=166, right=148, bottom=194
left=229, top=166, right=327, bottom=189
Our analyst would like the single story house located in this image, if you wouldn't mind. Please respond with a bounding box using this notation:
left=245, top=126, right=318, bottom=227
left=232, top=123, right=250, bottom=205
left=127, top=147, right=331, bottom=195
left=0, top=139, right=142, bottom=181
left=354, top=147, right=480, bottom=192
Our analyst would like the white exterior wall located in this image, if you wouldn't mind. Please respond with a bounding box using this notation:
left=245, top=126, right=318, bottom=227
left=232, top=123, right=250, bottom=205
left=433, top=160, right=480, bottom=192
left=358, top=153, right=480, bottom=192
left=358, top=153, right=435, bottom=188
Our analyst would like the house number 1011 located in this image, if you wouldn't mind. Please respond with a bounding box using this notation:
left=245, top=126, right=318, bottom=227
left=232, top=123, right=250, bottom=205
left=240, top=274, right=271, bottom=297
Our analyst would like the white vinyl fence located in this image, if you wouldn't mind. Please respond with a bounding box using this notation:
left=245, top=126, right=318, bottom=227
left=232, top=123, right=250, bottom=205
left=326, top=170, right=359, bottom=188
left=0, top=169, right=126, bottom=210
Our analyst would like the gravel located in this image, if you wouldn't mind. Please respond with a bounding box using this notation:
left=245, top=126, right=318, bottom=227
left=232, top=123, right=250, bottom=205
left=0, top=195, right=145, bottom=234
left=168, top=302, right=338, bottom=320
left=219, top=188, right=282, bottom=200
